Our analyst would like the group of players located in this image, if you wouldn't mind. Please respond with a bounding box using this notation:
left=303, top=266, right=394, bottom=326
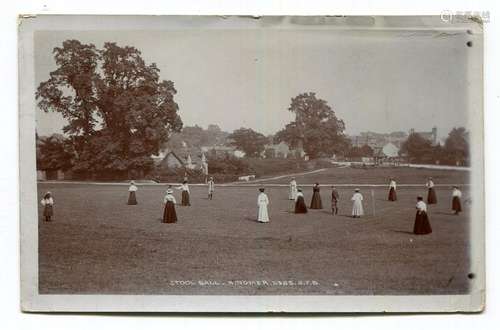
left=40, top=176, right=464, bottom=236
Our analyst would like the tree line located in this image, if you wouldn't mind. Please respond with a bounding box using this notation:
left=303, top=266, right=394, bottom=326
left=36, top=40, right=470, bottom=180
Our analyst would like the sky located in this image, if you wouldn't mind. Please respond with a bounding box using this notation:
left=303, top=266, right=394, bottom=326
left=34, top=28, right=471, bottom=139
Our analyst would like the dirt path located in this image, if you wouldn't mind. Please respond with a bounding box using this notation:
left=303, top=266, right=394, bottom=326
left=234, top=168, right=327, bottom=184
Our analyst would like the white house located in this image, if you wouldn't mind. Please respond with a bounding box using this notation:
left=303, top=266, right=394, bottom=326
left=381, top=142, right=399, bottom=158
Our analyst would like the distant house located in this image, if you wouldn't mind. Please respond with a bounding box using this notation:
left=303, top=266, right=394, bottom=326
left=201, top=145, right=245, bottom=158
left=381, top=142, right=399, bottom=158
left=350, top=131, right=408, bottom=149
left=263, top=142, right=291, bottom=158
left=157, top=151, right=184, bottom=169
left=409, top=127, right=438, bottom=145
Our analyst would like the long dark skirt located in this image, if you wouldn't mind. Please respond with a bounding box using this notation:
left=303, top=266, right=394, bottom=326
left=127, top=191, right=137, bottom=205
left=295, top=196, right=308, bottom=214
left=43, top=205, right=53, bottom=218
left=413, top=211, right=432, bottom=235
left=310, top=192, right=323, bottom=209
left=388, top=187, right=397, bottom=201
left=427, top=188, right=437, bottom=204
left=452, top=196, right=462, bottom=212
left=163, top=201, right=177, bottom=223
left=181, top=191, right=191, bottom=206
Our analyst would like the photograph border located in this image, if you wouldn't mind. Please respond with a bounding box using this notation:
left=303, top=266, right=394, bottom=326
left=19, top=14, right=485, bottom=313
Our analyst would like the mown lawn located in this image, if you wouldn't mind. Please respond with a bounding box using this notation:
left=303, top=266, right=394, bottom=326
left=246, top=166, right=469, bottom=185
left=38, top=180, right=472, bottom=295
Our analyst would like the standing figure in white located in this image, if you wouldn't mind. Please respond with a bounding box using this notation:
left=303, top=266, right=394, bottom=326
left=257, top=188, right=270, bottom=223
left=289, top=177, right=298, bottom=200
left=351, top=188, right=364, bottom=218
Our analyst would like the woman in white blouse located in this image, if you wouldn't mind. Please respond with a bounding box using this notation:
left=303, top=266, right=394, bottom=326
left=426, top=177, right=437, bottom=204
left=451, top=186, right=463, bottom=215
left=127, top=180, right=138, bottom=205
left=413, top=196, right=432, bottom=235
left=163, top=189, right=178, bottom=223
left=177, top=180, right=191, bottom=206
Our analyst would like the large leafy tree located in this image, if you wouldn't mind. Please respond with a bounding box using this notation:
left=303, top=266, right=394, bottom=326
left=400, top=133, right=433, bottom=163
left=275, top=92, right=349, bottom=159
left=227, top=127, right=268, bottom=157
left=444, top=127, right=469, bottom=165
left=36, top=134, right=74, bottom=171
left=36, top=40, right=183, bottom=177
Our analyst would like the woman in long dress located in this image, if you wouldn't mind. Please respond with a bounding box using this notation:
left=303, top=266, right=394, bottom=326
left=451, top=186, right=462, bottom=215
left=331, top=186, right=340, bottom=215
left=177, top=180, right=191, bottom=206
left=388, top=178, right=397, bottom=201
left=351, top=188, right=364, bottom=218
left=163, top=189, right=178, bottom=223
left=257, top=188, right=270, bottom=223
left=413, top=196, right=432, bottom=234
left=310, top=183, right=323, bottom=209
left=426, top=177, right=437, bottom=204
left=127, top=181, right=138, bottom=205
left=294, top=188, right=308, bottom=214
left=289, top=178, right=298, bottom=200
left=207, top=177, right=215, bottom=200
left=41, top=191, right=54, bottom=222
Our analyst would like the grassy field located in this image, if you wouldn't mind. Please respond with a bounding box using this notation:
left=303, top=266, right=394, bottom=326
left=244, top=166, right=469, bottom=185
left=38, top=173, right=472, bottom=295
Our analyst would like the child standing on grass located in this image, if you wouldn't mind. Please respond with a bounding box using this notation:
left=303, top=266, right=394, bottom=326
left=207, top=176, right=215, bottom=200
left=127, top=180, right=138, bottom=205
left=41, top=192, right=54, bottom=222
left=163, top=189, right=178, bottom=223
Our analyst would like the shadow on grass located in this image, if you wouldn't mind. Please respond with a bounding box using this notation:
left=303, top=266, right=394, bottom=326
left=243, top=216, right=258, bottom=223
left=390, top=230, right=415, bottom=235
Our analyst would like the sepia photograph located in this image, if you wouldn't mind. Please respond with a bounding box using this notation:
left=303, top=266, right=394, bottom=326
left=18, top=14, right=485, bottom=312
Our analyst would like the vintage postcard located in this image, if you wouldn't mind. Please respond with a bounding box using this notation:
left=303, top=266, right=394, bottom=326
left=19, top=15, right=485, bottom=312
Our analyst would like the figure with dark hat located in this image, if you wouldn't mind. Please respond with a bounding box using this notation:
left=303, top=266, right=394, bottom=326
left=413, top=196, right=432, bottom=234
left=310, top=183, right=323, bottom=209
left=41, top=191, right=54, bottom=222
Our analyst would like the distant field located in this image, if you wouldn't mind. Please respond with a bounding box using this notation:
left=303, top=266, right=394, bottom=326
left=38, top=181, right=472, bottom=295
left=246, top=166, right=469, bottom=185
